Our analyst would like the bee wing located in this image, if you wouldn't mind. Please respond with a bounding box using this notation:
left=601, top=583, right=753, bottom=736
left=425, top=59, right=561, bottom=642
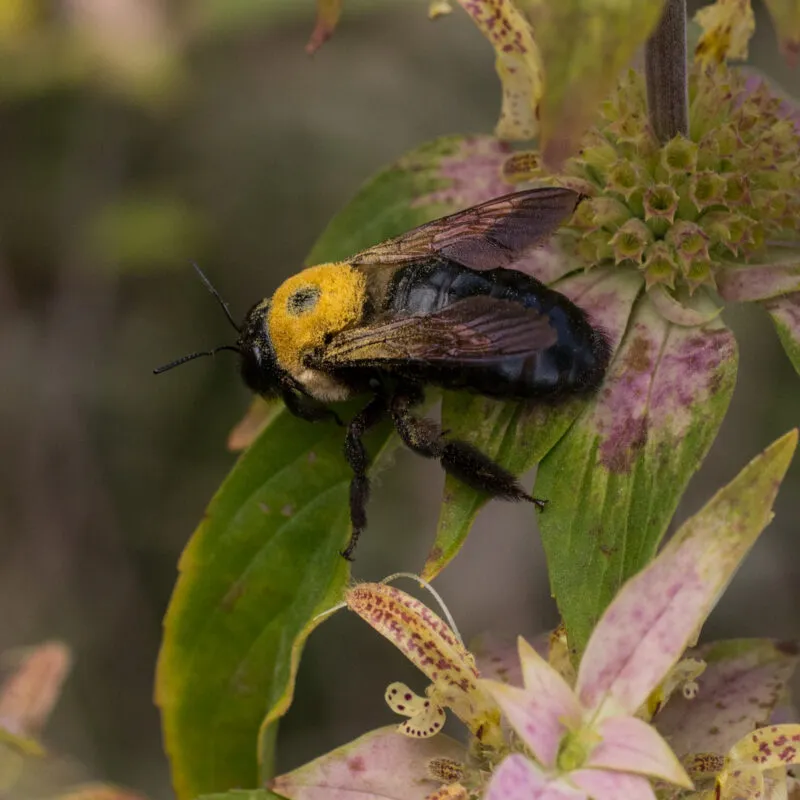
left=321, top=295, right=557, bottom=367
left=350, top=187, right=581, bottom=271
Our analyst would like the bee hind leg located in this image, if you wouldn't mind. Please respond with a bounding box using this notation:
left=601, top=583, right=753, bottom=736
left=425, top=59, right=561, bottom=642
left=390, top=389, right=546, bottom=510
left=341, top=394, right=388, bottom=561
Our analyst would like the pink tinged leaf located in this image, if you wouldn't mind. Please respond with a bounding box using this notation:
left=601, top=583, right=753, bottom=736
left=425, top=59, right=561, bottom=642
left=588, top=716, right=692, bottom=788
left=570, top=769, right=658, bottom=800
left=763, top=292, right=800, bottom=376
left=761, top=0, right=800, bottom=65
left=527, top=0, right=667, bottom=167
left=717, top=261, right=800, bottom=302
left=536, top=292, right=739, bottom=655
left=577, top=431, right=798, bottom=715
left=306, top=0, right=343, bottom=54
left=655, top=639, right=800, bottom=760
left=575, top=547, right=708, bottom=716
left=455, top=1, right=543, bottom=140
left=271, top=726, right=468, bottom=800
left=486, top=755, right=584, bottom=800
left=411, top=137, right=514, bottom=210
left=483, top=644, right=582, bottom=770
left=385, top=682, right=447, bottom=739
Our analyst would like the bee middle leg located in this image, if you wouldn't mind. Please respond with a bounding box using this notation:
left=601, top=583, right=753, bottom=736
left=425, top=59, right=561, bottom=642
left=389, top=388, right=546, bottom=509
left=341, top=393, right=388, bottom=561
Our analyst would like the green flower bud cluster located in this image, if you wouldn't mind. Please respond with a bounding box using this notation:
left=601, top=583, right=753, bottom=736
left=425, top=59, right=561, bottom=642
left=510, top=66, right=800, bottom=299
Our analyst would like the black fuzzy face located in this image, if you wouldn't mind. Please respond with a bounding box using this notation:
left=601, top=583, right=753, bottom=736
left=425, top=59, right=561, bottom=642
left=237, top=301, right=284, bottom=397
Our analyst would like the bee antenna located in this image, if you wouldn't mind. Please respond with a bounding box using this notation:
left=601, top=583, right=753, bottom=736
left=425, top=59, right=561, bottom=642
left=192, top=262, right=241, bottom=333
left=153, top=345, right=240, bottom=375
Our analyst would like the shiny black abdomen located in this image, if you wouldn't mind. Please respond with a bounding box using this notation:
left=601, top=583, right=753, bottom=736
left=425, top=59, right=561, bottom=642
left=381, top=258, right=610, bottom=400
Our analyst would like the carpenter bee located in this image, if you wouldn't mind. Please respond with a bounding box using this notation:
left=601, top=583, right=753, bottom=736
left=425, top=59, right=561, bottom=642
left=155, top=187, right=610, bottom=559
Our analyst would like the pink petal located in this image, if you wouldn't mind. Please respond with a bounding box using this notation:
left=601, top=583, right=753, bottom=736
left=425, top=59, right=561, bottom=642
left=483, top=640, right=581, bottom=769
left=570, top=769, right=657, bottom=800
left=588, top=716, right=692, bottom=788
left=486, top=756, right=584, bottom=800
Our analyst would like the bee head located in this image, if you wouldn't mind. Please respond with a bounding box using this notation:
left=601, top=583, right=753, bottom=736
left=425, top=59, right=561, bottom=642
left=237, top=300, right=284, bottom=397
left=153, top=265, right=287, bottom=397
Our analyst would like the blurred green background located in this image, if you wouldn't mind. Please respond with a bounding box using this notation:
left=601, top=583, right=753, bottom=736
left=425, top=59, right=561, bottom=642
left=0, top=1, right=797, bottom=797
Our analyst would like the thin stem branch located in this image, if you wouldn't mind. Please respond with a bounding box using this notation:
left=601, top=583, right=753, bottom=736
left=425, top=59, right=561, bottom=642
left=645, top=0, right=689, bottom=142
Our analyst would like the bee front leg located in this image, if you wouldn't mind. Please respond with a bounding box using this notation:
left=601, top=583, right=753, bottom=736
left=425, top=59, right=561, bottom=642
left=281, top=388, right=343, bottom=426
left=341, top=394, right=388, bottom=561
left=390, top=389, right=546, bottom=510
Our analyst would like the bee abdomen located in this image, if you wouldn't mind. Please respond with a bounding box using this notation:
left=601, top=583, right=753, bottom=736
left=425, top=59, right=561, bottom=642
left=386, top=259, right=610, bottom=400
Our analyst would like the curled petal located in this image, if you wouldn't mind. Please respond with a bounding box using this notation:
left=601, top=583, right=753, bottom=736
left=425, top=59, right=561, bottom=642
left=589, top=716, right=692, bottom=788
left=457, top=0, right=543, bottom=140
left=694, top=0, right=755, bottom=65
left=346, top=584, right=501, bottom=745
left=729, top=725, right=800, bottom=770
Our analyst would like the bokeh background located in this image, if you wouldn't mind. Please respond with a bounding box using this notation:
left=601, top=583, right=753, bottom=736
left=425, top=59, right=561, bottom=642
left=0, top=1, right=798, bottom=797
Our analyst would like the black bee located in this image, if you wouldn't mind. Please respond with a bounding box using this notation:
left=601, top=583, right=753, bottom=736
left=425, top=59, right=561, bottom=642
left=155, top=187, right=610, bottom=559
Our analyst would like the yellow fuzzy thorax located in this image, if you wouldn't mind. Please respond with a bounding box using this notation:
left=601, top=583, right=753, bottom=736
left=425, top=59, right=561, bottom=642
left=268, top=262, right=367, bottom=372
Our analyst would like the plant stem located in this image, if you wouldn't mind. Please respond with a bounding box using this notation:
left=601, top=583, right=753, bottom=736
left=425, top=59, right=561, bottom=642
left=645, top=0, right=689, bottom=142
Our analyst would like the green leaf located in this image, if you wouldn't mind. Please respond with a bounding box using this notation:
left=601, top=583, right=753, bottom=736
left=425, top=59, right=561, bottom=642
left=199, top=791, right=283, bottom=800
left=159, top=134, right=519, bottom=799
left=156, top=407, right=394, bottom=799
left=537, top=292, right=739, bottom=657
left=424, top=268, right=644, bottom=580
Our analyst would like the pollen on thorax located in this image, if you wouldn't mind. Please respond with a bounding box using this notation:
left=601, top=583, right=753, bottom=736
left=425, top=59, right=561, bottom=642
left=268, top=262, right=366, bottom=372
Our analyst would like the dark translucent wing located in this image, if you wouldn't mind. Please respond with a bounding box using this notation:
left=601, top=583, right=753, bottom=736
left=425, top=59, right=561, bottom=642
left=350, top=187, right=582, bottom=271
left=321, top=296, right=557, bottom=367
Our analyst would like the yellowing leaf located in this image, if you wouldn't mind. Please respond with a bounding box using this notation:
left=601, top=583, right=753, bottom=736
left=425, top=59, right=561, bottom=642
left=525, top=0, right=667, bottom=167
left=762, top=0, right=800, bottom=65
left=694, top=0, right=755, bottom=66
left=456, top=0, right=543, bottom=140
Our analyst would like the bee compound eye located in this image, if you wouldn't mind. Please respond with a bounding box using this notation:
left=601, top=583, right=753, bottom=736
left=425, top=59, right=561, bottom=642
left=287, top=284, right=321, bottom=316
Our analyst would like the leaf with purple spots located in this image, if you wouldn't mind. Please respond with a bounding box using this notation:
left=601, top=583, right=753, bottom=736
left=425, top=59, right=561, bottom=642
left=271, top=726, right=467, bottom=800
left=454, top=0, right=543, bottom=140
left=655, top=639, right=800, bottom=761
left=536, top=292, right=739, bottom=655
left=763, top=291, right=800, bottom=376
left=424, top=268, right=642, bottom=581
